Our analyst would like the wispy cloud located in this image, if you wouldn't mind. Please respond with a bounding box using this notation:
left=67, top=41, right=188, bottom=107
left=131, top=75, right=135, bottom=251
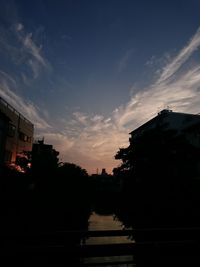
left=114, top=27, right=200, bottom=130
left=39, top=132, right=74, bottom=154
left=14, top=22, right=51, bottom=79
left=21, top=32, right=46, bottom=67
left=73, top=112, right=88, bottom=126
left=157, top=27, right=200, bottom=84
left=59, top=112, right=128, bottom=173
left=51, top=26, right=200, bottom=174
left=0, top=70, right=17, bottom=86
left=15, top=23, right=23, bottom=32
left=118, top=48, right=134, bottom=72
left=0, top=71, right=51, bottom=130
left=1, top=21, right=200, bottom=174
left=0, top=22, right=50, bottom=81
left=27, top=59, right=40, bottom=79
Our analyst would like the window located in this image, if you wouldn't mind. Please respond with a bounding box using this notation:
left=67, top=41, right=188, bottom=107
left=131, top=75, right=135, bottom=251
left=7, top=123, right=16, bottom=137
left=19, top=131, right=31, bottom=142
left=19, top=132, right=27, bottom=142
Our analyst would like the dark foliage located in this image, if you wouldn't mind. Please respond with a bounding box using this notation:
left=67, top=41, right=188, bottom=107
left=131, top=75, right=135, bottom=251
left=114, top=126, right=200, bottom=229
left=1, top=159, right=91, bottom=266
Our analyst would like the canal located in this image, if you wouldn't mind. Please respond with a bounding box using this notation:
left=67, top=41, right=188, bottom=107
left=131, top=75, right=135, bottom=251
left=83, top=211, right=134, bottom=266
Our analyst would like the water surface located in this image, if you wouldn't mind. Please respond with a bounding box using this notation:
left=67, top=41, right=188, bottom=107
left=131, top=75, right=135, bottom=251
left=86, top=212, right=133, bottom=244
left=83, top=212, right=134, bottom=266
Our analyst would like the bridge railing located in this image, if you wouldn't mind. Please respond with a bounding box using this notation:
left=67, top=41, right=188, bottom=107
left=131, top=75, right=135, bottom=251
left=3, top=228, right=200, bottom=265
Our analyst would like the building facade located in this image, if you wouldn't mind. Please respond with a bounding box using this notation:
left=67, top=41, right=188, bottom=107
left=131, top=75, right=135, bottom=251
left=0, top=97, right=34, bottom=165
left=0, top=111, right=9, bottom=166
left=130, top=109, right=200, bottom=147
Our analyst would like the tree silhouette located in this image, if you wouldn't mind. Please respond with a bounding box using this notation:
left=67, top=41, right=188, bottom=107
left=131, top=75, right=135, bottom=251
left=115, top=125, right=200, bottom=228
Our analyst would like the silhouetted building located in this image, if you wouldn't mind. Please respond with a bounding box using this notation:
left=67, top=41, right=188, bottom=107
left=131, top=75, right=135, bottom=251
left=116, top=109, right=200, bottom=182
left=115, top=109, right=200, bottom=229
left=125, top=109, right=200, bottom=182
left=32, top=139, right=59, bottom=173
left=0, top=111, right=9, bottom=167
left=0, top=97, right=34, bottom=165
left=91, top=168, right=120, bottom=193
left=101, top=168, right=107, bottom=175
left=130, top=109, right=200, bottom=147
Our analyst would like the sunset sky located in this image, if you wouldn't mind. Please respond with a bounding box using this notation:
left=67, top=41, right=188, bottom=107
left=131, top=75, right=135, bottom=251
left=0, top=0, right=200, bottom=173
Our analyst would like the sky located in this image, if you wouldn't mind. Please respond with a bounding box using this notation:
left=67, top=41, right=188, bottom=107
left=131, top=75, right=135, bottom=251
left=0, top=0, right=200, bottom=174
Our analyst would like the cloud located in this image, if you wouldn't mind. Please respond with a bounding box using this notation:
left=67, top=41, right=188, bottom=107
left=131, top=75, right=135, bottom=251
left=51, top=26, right=200, bottom=174
left=157, top=27, right=200, bottom=84
left=73, top=112, right=88, bottom=125
left=0, top=22, right=51, bottom=81
left=27, top=59, right=40, bottom=79
left=40, top=132, right=74, bottom=154
left=118, top=48, right=134, bottom=72
left=22, top=32, right=46, bottom=67
left=14, top=23, right=51, bottom=79
left=0, top=70, right=17, bottom=86
left=0, top=71, right=51, bottom=130
left=0, top=22, right=50, bottom=81
left=49, top=110, right=129, bottom=173
left=113, top=27, right=200, bottom=130
left=15, top=23, right=23, bottom=32
left=1, top=22, right=200, bottom=174
left=21, top=72, right=31, bottom=86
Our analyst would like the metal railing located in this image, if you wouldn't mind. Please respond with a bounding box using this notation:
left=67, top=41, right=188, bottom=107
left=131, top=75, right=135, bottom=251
left=79, top=230, right=135, bottom=266
left=3, top=228, right=200, bottom=265
left=0, top=96, right=34, bottom=127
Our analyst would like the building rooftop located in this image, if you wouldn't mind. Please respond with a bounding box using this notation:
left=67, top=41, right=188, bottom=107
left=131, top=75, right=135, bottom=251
left=0, top=96, right=34, bottom=127
left=130, top=109, right=200, bottom=135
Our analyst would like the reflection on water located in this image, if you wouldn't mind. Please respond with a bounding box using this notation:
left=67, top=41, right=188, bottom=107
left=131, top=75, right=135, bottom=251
left=86, top=212, right=133, bottom=244
left=83, top=212, right=134, bottom=266
left=88, top=212, right=124, bottom=230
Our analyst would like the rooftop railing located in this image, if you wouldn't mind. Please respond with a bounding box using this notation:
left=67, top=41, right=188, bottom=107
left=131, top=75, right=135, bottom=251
left=0, top=96, right=34, bottom=127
